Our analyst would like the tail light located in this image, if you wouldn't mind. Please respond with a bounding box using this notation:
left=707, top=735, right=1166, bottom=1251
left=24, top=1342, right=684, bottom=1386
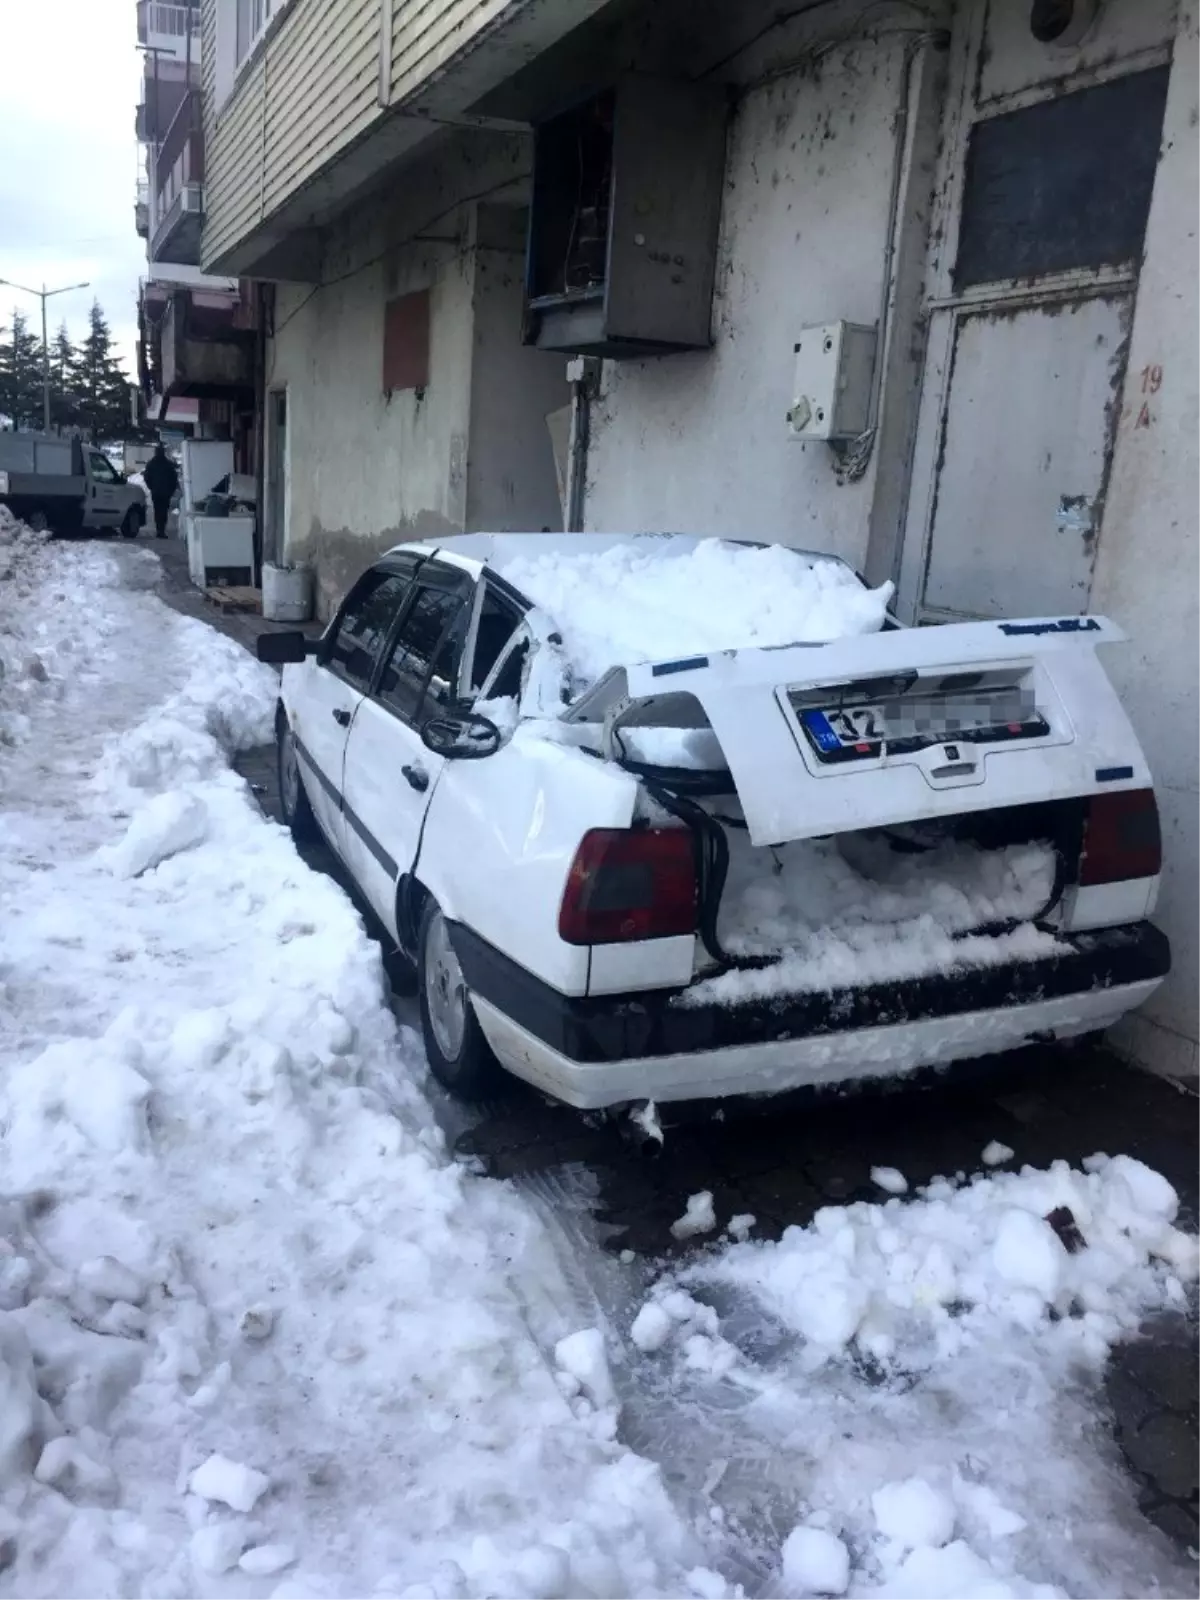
left=1079, top=788, right=1161, bottom=886
left=559, top=828, right=697, bottom=945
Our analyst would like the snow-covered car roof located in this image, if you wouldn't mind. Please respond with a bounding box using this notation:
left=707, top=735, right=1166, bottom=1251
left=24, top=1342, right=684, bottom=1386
left=387, top=532, right=896, bottom=692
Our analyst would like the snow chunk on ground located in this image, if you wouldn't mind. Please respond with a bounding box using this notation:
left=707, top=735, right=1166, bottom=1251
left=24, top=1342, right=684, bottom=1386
left=871, top=1167, right=909, bottom=1196
left=872, top=1477, right=956, bottom=1548
left=189, top=1453, right=269, bottom=1513
left=239, top=1541, right=297, bottom=1575
left=189, top=1521, right=245, bottom=1573
left=781, top=1525, right=850, bottom=1595
left=992, top=1210, right=1066, bottom=1302
left=871, top=1539, right=1061, bottom=1599
left=102, top=790, right=209, bottom=877
left=495, top=536, right=892, bottom=692
left=672, top=1191, right=718, bottom=1240
left=554, top=1327, right=616, bottom=1409
left=982, top=1141, right=1015, bottom=1167
left=631, top=1302, right=675, bottom=1354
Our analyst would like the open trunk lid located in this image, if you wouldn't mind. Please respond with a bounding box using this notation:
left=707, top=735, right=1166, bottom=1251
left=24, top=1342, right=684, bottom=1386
left=569, top=615, right=1150, bottom=846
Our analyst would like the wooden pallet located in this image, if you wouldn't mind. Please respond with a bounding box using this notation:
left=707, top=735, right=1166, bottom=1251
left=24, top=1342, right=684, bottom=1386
left=203, top=585, right=261, bottom=614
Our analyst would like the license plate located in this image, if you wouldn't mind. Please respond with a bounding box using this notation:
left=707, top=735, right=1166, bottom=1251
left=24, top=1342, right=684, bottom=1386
left=797, top=695, right=1049, bottom=765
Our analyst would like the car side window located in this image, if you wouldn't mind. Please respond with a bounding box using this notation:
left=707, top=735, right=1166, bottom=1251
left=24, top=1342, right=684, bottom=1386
left=378, top=583, right=467, bottom=724
left=470, top=586, right=524, bottom=694
left=89, top=451, right=120, bottom=484
left=326, top=568, right=414, bottom=693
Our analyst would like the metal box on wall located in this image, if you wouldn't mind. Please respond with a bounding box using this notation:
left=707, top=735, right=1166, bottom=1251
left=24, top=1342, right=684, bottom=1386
left=788, top=322, right=877, bottom=442
left=524, top=77, right=728, bottom=358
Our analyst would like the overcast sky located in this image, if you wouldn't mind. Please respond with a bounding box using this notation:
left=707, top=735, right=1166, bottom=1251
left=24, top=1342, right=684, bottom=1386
left=0, top=1, right=145, bottom=370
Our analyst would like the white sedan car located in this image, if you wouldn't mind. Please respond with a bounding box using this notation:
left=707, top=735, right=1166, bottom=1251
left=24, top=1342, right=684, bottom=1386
left=258, top=533, right=1168, bottom=1109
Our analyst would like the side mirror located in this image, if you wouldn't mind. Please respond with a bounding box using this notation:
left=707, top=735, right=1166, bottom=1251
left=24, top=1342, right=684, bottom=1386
left=421, top=711, right=502, bottom=760
left=256, top=631, right=311, bottom=665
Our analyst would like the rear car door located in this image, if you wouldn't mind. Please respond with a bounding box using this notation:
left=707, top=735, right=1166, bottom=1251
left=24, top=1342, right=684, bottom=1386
left=85, top=450, right=124, bottom=526
left=340, top=562, right=474, bottom=935
left=289, top=564, right=417, bottom=857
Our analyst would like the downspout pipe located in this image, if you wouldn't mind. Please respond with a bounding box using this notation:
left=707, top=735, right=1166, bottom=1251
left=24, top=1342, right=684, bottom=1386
left=565, top=356, right=600, bottom=532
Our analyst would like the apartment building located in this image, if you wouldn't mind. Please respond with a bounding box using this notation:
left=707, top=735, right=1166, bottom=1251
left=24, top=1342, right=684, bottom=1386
left=134, top=0, right=258, bottom=455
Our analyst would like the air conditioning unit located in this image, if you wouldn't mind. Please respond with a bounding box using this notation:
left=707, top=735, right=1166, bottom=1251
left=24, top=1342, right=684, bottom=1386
left=181, top=183, right=204, bottom=216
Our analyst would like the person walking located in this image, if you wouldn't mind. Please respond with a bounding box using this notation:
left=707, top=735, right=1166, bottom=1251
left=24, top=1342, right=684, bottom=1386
left=142, top=444, right=179, bottom=539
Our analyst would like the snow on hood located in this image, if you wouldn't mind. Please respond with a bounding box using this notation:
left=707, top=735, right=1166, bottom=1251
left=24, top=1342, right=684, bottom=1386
left=0, top=521, right=714, bottom=1598
left=492, top=536, right=893, bottom=693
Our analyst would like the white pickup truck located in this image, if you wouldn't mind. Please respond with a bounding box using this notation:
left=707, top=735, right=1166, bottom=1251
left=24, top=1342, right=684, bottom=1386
left=258, top=532, right=1167, bottom=1110
left=0, top=433, right=147, bottom=537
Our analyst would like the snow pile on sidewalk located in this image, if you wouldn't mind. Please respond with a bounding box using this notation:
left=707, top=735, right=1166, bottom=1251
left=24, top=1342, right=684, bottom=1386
left=0, top=531, right=710, bottom=1598
left=687, top=832, right=1062, bottom=1005
left=628, top=1156, right=1197, bottom=1597
left=496, top=538, right=892, bottom=691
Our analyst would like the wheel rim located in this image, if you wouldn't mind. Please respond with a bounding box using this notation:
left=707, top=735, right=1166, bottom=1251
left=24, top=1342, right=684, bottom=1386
left=280, top=727, right=301, bottom=819
left=425, top=911, right=467, bottom=1061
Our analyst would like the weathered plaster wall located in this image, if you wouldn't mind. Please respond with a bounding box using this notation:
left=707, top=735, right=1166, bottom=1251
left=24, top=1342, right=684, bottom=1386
left=1094, top=1, right=1199, bottom=1078
left=583, top=38, right=920, bottom=566
left=465, top=206, right=569, bottom=534
left=270, top=238, right=474, bottom=617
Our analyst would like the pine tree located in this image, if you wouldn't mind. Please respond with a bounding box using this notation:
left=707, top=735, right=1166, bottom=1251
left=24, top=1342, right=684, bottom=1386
left=0, top=309, right=45, bottom=430
left=72, top=301, right=131, bottom=440
left=50, top=322, right=79, bottom=431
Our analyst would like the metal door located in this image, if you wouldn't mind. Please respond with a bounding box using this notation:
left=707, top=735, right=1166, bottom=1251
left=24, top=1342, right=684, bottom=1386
left=896, top=3, right=1173, bottom=623
left=905, top=290, right=1132, bottom=620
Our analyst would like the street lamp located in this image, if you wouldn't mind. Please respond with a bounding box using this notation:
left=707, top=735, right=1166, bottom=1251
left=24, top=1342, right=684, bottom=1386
left=0, top=278, right=91, bottom=434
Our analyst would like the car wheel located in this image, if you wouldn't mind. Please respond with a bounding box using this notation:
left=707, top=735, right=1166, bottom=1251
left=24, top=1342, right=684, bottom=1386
left=276, top=715, right=318, bottom=843
left=418, top=900, right=500, bottom=1100
left=26, top=510, right=48, bottom=534
left=120, top=506, right=143, bottom=538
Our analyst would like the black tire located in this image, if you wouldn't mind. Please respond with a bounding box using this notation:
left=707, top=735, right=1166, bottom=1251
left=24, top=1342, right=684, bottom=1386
left=26, top=509, right=49, bottom=534
left=417, top=899, right=501, bottom=1100
left=276, top=715, right=319, bottom=843
left=120, top=506, right=143, bottom=539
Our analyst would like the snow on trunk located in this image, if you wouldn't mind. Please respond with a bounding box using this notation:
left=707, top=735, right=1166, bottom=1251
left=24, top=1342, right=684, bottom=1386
left=0, top=525, right=712, bottom=1597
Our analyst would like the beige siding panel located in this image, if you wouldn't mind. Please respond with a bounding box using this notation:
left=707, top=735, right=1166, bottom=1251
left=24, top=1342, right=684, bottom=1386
left=205, top=57, right=268, bottom=264
left=261, top=0, right=384, bottom=211
left=389, top=0, right=515, bottom=103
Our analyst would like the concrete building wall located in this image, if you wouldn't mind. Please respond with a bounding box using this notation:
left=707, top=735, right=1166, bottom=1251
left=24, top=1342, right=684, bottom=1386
left=268, top=166, right=567, bottom=616
left=270, top=236, right=476, bottom=616
left=584, top=39, right=914, bottom=564
left=1094, top=1, right=1199, bottom=1078
left=465, top=206, right=567, bottom=533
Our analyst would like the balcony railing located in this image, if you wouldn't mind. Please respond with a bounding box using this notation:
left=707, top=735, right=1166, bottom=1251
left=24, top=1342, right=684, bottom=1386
left=137, top=2, right=200, bottom=46
left=135, top=179, right=150, bottom=239
left=151, top=89, right=205, bottom=265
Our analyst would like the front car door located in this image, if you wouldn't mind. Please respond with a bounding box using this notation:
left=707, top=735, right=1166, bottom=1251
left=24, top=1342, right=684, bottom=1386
left=340, top=562, right=475, bottom=937
left=287, top=563, right=418, bottom=857
left=85, top=450, right=124, bottom=526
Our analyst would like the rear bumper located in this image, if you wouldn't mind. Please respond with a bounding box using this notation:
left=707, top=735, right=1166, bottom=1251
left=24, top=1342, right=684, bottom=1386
left=452, top=922, right=1170, bottom=1110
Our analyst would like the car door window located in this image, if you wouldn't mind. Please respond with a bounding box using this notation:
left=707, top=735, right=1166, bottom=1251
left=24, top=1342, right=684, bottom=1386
left=89, top=451, right=121, bottom=484
left=327, top=568, right=414, bottom=692
left=378, top=583, right=467, bottom=724
left=470, top=586, right=526, bottom=697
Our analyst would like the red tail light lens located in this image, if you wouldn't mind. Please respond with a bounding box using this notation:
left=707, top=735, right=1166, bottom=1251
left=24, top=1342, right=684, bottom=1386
left=559, top=828, right=697, bottom=945
left=1079, top=788, right=1161, bottom=886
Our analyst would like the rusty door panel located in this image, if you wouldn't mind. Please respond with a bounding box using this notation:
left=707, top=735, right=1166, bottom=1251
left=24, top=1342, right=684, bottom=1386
left=920, top=292, right=1132, bottom=619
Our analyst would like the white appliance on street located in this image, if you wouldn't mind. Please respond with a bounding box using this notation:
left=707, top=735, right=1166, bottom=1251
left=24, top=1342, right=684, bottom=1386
left=181, top=440, right=256, bottom=589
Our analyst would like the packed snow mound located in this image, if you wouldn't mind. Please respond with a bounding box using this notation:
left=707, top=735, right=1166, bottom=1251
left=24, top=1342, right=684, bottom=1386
left=686, top=832, right=1061, bottom=1006
left=629, top=1155, right=1196, bottom=1598
left=495, top=538, right=893, bottom=691
left=693, top=1155, right=1195, bottom=1358
left=0, top=533, right=708, bottom=1597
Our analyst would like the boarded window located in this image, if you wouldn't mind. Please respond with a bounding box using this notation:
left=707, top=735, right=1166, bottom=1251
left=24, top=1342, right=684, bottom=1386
left=954, top=66, right=1170, bottom=290
left=383, top=290, right=430, bottom=394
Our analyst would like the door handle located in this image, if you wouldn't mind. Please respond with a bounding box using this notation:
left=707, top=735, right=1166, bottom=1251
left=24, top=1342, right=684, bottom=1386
left=332, top=707, right=351, bottom=727
left=402, top=763, right=429, bottom=793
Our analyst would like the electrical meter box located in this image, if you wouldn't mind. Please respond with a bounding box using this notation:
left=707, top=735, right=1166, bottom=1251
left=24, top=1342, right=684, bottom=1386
left=788, top=321, right=877, bottom=441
